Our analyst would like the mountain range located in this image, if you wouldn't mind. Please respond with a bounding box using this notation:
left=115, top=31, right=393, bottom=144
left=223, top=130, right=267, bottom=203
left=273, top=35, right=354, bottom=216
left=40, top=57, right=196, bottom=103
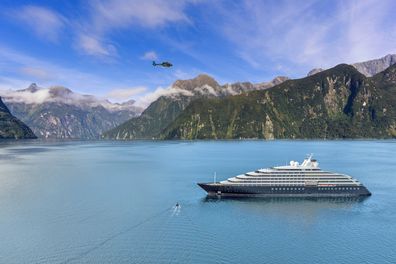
left=0, top=96, right=36, bottom=139
left=102, top=75, right=288, bottom=139
left=161, top=64, right=396, bottom=139
left=103, top=54, right=396, bottom=140
left=1, top=54, right=395, bottom=140
left=307, top=54, right=396, bottom=77
left=0, top=84, right=142, bottom=139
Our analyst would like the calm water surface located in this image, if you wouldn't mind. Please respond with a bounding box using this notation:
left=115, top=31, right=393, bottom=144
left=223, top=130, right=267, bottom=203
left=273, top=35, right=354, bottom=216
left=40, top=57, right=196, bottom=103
left=0, top=140, right=395, bottom=263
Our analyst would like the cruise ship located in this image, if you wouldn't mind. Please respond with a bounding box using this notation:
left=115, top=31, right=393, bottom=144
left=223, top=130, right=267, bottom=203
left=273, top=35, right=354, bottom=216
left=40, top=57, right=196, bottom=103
left=198, top=155, right=371, bottom=197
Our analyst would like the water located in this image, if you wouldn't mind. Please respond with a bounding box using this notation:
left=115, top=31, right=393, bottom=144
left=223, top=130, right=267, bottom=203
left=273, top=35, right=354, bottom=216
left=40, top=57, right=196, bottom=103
left=0, top=140, right=395, bottom=264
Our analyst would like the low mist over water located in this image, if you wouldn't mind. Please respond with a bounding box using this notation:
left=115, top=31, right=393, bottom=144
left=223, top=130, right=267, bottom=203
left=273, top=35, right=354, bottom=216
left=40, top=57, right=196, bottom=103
left=0, top=140, right=395, bottom=263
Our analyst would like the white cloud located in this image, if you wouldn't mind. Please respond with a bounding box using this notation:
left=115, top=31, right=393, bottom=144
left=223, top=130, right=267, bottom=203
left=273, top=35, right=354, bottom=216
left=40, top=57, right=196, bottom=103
left=106, top=86, right=147, bottom=101
left=0, top=87, right=52, bottom=104
left=141, top=51, right=158, bottom=61
left=0, top=45, right=133, bottom=96
left=215, top=0, right=396, bottom=74
left=19, top=67, right=54, bottom=81
left=77, top=34, right=117, bottom=58
left=0, top=85, right=142, bottom=113
left=11, top=5, right=66, bottom=42
left=73, top=0, right=197, bottom=58
left=89, top=0, right=192, bottom=31
left=134, top=86, right=193, bottom=108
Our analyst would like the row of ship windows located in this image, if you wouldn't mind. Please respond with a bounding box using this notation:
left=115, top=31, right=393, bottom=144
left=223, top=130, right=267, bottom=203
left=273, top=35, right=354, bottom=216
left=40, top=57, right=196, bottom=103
left=270, top=169, right=320, bottom=171
left=239, top=178, right=351, bottom=181
left=247, top=175, right=345, bottom=178
left=269, top=187, right=361, bottom=191
left=234, top=178, right=353, bottom=183
left=248, top=174, right=345, bottom=177
left=229, top=181, right=354, bottom=185
left=318, top=187, right=360, bottom=191
left=257, top=171, right=325, bottom=174
left=271, top=187, right=305, bottom=191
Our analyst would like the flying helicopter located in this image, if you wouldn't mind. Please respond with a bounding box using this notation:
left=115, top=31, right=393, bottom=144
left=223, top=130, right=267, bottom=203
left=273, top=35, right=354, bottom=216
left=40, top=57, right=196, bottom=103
left=152, top=61, right=173, bottom=68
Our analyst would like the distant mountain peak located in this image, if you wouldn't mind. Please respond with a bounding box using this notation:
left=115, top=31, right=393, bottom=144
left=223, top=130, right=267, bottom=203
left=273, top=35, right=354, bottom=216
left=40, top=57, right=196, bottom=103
left=18, top=83, right=40, bottom=93
left=307, top=68, right=324, bottom=76
left=172, top=74, right=220, bottom=90
left=0, top=84, right=143, bottom=115
left=255, top=76, right=289, bottom=90
left=271, top=76, right=289, bottom=85
left=48, top=86, right=73, bottom=97
left=352, top=54, right=396, bottom=77
left=305, top=54, right=396, bottom=78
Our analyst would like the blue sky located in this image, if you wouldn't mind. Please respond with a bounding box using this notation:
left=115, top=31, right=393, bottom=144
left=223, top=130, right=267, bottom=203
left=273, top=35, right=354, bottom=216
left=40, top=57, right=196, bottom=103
left=1, top=0, right=396, bottom=106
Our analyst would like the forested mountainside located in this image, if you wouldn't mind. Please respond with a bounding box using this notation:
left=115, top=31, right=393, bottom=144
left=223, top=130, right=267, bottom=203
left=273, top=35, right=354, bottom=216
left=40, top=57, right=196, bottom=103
left=161, top=64, right=396, bottom=139
left=0, top=96, right=36, bottom=139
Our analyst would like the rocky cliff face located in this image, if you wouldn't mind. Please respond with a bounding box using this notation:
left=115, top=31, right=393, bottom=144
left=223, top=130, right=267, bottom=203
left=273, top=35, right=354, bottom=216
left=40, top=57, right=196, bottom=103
left=353, top=54, right=396, bottom=77
left=307, top=68, right=324, bottom=76
left=306, top=54, right=396, bottom=77
left=1, top=84, right=142, bottom=139
left=0, top=97, right=36, bottom=139
left=161, top=64, right=396, bottom=139
left=102, top=74, right=288, bottom=139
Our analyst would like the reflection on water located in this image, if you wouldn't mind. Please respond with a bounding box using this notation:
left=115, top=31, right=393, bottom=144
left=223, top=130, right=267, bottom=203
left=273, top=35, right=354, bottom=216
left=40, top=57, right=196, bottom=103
left=0, top=140, right=395, bottom=263
left=203, top=195, right=369, bottom=204
left=201, top=196, right=370, bottom=225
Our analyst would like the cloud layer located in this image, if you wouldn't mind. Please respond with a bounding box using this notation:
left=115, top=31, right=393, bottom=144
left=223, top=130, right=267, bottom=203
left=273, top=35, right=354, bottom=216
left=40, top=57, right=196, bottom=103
left=215, top=0, right=396, bottom=73
left=141, top=51, right=158, bottom=61
left=0, top=84, right=142, bottom=112
left=10, top=5, right=66, bottom=42
left=1, top=0, right=396, bottom=110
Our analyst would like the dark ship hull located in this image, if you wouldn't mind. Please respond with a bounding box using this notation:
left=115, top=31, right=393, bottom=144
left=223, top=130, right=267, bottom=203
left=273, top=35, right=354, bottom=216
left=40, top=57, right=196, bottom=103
left=198, top=183, right=371, bottom=198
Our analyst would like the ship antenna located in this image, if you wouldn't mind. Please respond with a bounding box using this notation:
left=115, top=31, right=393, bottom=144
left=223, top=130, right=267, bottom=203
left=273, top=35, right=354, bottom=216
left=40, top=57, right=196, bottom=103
left=214, top=172, right=216, bottom=183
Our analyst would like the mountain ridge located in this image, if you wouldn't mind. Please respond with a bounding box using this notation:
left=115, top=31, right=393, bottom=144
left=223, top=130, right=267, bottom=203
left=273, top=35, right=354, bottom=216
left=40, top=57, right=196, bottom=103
left=102, top=74, right=288, bottom=139
left=0, top=96, right=36, bottom=139
left=1, top=84, right=142, bottom=139
left=160, top=63, right=396, bottom=139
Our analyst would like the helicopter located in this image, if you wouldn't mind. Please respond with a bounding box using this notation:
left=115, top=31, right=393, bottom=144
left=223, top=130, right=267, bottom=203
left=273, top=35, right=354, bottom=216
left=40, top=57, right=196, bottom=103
left=152, top=61, right=173, bottom=68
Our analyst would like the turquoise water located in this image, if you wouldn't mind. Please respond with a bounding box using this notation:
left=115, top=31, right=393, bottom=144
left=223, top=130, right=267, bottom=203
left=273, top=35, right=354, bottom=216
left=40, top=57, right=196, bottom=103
left=0, top=140, right=395, bottom=263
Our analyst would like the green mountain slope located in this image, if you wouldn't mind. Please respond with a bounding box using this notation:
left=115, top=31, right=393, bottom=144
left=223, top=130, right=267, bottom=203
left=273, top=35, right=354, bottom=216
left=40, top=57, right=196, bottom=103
left=102, top=95, right=192, bottom=139
left=102, top=74, right=282, bottom=139
left=161, top=64, right=396, bottom=139
left=0, top=97, right=36, bottom=139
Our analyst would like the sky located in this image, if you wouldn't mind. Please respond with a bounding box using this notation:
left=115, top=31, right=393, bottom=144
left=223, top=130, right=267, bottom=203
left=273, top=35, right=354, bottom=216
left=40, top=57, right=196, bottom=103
left=0, top=0, right=396, bottom=107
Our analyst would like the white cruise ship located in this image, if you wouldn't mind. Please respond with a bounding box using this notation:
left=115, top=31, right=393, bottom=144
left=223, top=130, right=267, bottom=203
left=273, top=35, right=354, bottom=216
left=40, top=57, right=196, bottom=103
left=198, top=155, right=371, bottom=197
